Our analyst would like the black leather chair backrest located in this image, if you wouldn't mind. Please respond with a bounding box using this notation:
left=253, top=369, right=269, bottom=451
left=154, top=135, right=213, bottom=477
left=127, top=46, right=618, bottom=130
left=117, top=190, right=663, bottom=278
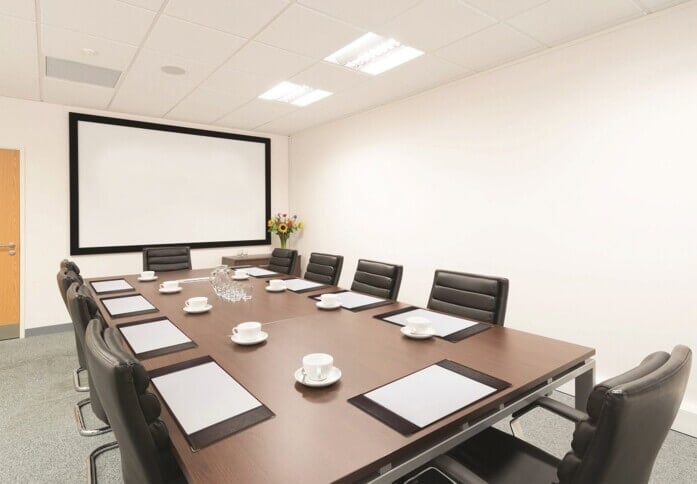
left=57, top=268, right=83, bottom=308
left=66, top=283, right=108, bottom=423
left=85, top=320, right=181, bottom=484
left=427, top=270, right=509, bottom=325
left=557, top=345, right=691, bottom=484
left=268, top=248, right=298, bottom=274
left=351, top=259, right=403, bottom=300
left=304, top=252, right=344, bottom=285
left=142, top=246, right=192, bottom=272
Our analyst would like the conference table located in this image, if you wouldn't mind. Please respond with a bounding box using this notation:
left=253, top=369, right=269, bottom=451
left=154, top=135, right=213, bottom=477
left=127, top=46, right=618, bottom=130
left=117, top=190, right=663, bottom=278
left=88, top=268, right=595, bottom=483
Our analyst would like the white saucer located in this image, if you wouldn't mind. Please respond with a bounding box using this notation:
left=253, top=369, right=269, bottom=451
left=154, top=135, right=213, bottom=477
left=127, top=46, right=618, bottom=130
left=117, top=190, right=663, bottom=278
left=316, top=301, right=341, bottom=310
left=265, top=286, right=286, bottom=292
left=159, top=287, right=182, bottom=294
left=230, top=331, right=268, bottom=346
left=233, top=274, right=250, bottom=280
left=294, top=367, right=342, bottom=387
left=400, top=326, right=435, bottom=339
left=183, top=304, right=212, bottom=314
left=138, top=276, right=158, bottom=282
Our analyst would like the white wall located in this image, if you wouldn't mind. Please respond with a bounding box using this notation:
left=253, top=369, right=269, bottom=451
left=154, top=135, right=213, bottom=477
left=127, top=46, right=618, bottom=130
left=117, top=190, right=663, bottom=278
left=289, top=4, right=697, bottom=433
left=0, top=96, right=289, bottom=331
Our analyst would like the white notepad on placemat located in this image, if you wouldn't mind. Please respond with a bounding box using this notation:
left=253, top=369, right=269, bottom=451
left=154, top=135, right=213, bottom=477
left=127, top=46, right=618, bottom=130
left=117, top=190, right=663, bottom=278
left=349, top=360, right=510, bottom=435
left=365, top=365, right=496, bottom=427
left=119, top=319, right=193, bottom=357
left=283, top=278, right=325, bottom=292
left=101, top=294, right=156, bottom=317
left=316, top=291, right=388, bottom=310
left=383, top=308, right=478, bottom=337
left=91, top=279, right=134, bottom=294
left=237, top=267, right=277, bottom=277
left=152, top=361, right=263, bottom=435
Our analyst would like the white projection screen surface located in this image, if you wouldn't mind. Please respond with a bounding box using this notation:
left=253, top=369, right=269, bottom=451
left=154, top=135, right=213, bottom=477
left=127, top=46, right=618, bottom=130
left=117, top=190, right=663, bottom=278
left=69, top=113, right=270, bottom=254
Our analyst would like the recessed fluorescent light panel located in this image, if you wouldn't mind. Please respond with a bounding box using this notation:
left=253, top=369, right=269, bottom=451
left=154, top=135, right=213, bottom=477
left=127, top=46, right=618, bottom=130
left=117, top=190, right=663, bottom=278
left=259, top=81, right=332, bottom=107
left=325, top=32, right=423, bottom=75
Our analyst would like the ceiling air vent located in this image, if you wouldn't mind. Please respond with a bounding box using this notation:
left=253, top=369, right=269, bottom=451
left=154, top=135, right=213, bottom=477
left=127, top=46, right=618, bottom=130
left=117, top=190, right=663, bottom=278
left=45, top=56, right=122, bottom=88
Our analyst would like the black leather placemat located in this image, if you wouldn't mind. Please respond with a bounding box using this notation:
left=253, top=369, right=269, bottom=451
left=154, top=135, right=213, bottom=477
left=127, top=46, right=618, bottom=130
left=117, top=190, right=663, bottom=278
left=117, top=317, right=197, bottom=360
left=374, top=306, right=492, bottom=342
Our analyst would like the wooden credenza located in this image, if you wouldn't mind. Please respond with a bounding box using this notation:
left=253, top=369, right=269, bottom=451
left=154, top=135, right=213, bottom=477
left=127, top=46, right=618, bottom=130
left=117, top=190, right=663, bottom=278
left=221, top=253, right=301, bottom=277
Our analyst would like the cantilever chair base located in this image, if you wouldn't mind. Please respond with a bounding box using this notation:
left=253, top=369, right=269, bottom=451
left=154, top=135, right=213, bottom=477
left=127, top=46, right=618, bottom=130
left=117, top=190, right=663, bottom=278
left=74, top=367, right=89, bottom=392
left=88, top=441, right=119, bottom=484
left=75, top=398, right=111, bottom=437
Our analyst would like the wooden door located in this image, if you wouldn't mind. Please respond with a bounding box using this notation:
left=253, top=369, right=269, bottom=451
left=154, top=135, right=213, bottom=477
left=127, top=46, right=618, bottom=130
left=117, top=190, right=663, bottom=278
left=0, top=149, right=20, bottom=340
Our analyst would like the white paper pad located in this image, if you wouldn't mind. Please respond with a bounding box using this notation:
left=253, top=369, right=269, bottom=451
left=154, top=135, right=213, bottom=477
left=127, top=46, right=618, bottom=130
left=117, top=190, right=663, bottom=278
left=236, top=267, right=277, bottom=277
left=91, top=279, right=133, bottom=293
left=119, top=319, right=191, bottom=355
left=384, top=308, right=478, bottom=337
left=102, top=295, right=155, bottom=316
left=333, top=291, right=386, bottom=309
left=175, top=277, right=212, bottom=284
left=152, top=362, right=262, bottom=435
left=283, top=278, right=325, bottom=291
left=365, top=365, right=497, bottom=427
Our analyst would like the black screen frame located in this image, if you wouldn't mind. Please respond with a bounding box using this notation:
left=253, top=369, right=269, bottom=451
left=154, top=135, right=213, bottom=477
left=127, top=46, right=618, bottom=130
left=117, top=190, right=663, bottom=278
left=69, top=112, right=271, bottom=255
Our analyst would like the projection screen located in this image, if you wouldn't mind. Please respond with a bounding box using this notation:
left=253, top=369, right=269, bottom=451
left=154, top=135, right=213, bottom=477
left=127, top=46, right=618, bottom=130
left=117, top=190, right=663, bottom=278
left=69, top=113, right=270, bottom=255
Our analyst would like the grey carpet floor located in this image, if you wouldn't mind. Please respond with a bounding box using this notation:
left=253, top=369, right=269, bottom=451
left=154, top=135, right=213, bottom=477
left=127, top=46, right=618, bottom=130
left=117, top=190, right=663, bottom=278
left=1, top=332, right=696, bottom=483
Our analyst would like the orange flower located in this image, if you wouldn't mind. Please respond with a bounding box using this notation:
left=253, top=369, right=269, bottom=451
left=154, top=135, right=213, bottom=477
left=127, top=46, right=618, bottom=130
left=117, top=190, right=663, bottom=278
left=267, top=219, right=274, bottom=227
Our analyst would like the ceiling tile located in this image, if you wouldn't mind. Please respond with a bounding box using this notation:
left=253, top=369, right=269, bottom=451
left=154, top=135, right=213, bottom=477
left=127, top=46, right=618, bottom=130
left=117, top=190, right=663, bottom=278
left=110, top=49, right=215, bottom=117
left=256, top=4, right=364, bottom=59
left=145, top=15, right=246, bottom=65
left=380, top=54, right=470, bottom=92
left=221, top=41, right=315, bottom=80
left=217, top=99, right=298, bottom=130
left=40, top=0, right=156, bottom=45
left=42, top=77, right=113, bottom=108
left=636, top=0, right=691, bottom=12
left=0, top=0, right=35, bottom=20
left=379, top=0, right=496, bottom=51
left=202, top=67, right=278, bottom=99
left=461, top=0, right=549, bottom=20
left=0, top=15, right=39, bottom=100
left=118, top=0, right=165, bottom=11
left=165, top=0, right=288, bottom=38
left=290, top=62, right=369, bottom=93
left=297, top=0, right=420, bottom=29
left=436, top=23, right=543, bottom=71
left=165, top=87, right=253, bottom=124
left=41, top=25, right=137, bottom=70
left=507, top=0, right=644, bottom=46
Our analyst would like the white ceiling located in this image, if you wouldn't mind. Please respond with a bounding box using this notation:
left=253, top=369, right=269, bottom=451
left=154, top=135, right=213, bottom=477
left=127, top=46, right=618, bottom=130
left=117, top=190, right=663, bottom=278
left=0, top=0, right=691, bottom=135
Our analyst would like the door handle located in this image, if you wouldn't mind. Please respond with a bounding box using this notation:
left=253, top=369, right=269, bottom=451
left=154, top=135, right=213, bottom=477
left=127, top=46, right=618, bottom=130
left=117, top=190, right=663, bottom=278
left=0, top=242, right=16, bottom=249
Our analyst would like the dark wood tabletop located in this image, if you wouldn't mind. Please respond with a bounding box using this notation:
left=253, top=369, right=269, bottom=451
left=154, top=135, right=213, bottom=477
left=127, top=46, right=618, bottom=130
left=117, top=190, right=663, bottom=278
left=89, top=268, right=594, bottom=484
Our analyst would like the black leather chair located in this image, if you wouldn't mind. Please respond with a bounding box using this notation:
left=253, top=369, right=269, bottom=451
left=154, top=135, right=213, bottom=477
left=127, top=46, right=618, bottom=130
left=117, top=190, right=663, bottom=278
left=57, top=268, right=89, bottom=391
left=66, top=283, right=111, bottom=438
left=142, top=246, right=192, bottom=272
left=427, top=270, right=509, bottom=325
left=429, top=345, right=692, bottom=484
left=351, top=259, right=403, bottom=300
left=304, top=252, right=344, bottom=285
left=84, top=319, right=185, bottom=484
left=267, top=248, right=298, bottom=274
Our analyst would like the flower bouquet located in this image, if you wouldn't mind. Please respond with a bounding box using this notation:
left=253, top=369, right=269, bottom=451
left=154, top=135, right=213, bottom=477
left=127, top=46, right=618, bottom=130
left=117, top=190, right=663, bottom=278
left=267, top=213, right=304, bottom=249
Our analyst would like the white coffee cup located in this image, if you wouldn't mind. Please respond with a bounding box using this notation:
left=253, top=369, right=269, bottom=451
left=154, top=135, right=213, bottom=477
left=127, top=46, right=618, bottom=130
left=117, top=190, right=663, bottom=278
left=268, top=279, right=285, bottom=290
left=185, top=296, right=208, bottom=310
left=319, top=293, right=340, bottom=306
left=406, top=316, right=432, bottom=335
left=302, top=353, right=334, bottom=381
left=141, top=270, right=155, bottom=279
left=233, top=321, right=262, bottom=341
left=160, top=280, right=179, bottom=290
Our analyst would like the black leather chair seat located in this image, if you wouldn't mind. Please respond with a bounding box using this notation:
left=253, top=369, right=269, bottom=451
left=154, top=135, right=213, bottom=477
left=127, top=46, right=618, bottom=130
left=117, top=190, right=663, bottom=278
left=351, top=259, right=403, bottom=300
left=448, top=428, right=560, bottom=484
left=305, top=252, right=343, bottom=285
